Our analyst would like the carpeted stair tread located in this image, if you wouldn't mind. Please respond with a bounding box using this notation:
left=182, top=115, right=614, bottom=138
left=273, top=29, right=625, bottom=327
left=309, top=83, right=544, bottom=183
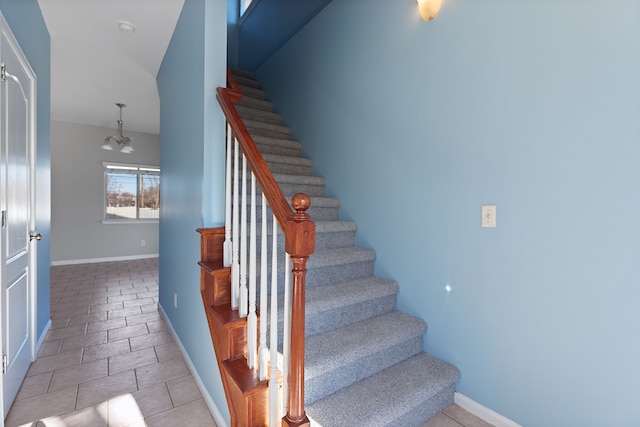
left=244, top=118, right=291, bottom=139
left=253, top=220, right=356, bottom=237
left=306, top=276, right=397, bottom=313
left=306, top=352, right=461, bottom=427
left=313, top=220, right=357, bottom=234
left=233, top=74, right=261, bottom=89
left=236, top=104, right=282, bottom=124
left=239, top=85, right=267, bottom=100
left=248, top=193, right=338, bottom=209
left=304, top=311, right=426, bottom=403
left=237, top=95, right=274, bottom=112
left=304, top=277, right=399, bottom=336
left=250, top=220, right=356, bottom=252
left=307, top=246, right=375, bottom=269
left=263, top=153, right=313, bottom=176
left=239, top=195, right=339, bottom=221
left=230, top=68, right=253, bottom=79
left=263, top=153, right=312, bottom=168
left=254, top=135, right=301, bottom=152
left=273, top=173, right=325, bottom=188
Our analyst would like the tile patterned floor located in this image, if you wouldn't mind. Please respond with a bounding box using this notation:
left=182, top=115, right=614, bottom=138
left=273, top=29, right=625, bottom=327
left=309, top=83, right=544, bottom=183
left=5, top=258, right=216, bottom=427
left=5, top=258, right=492, bottom=427
left=422, top=404, right=495, bottom=427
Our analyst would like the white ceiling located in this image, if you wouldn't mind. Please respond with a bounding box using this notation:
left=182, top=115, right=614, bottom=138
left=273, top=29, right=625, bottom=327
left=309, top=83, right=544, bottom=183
left=38, top=0, right=185, bottom=135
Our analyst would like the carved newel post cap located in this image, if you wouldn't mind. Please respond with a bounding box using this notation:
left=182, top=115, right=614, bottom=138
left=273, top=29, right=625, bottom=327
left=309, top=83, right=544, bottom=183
left=291, top=193, right=311, bottom=214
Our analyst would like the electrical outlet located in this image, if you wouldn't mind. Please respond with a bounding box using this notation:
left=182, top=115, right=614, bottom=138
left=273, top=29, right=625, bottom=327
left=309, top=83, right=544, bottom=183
left=482, top=205, right=496, bottom=228
left=173, top=293, right=177, bottom=308
left=140, top=240, right=146, bottom=247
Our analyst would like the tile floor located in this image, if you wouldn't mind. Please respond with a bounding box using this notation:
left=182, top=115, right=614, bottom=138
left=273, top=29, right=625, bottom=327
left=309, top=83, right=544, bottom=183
left=422, top=404, right=495, bottom=427
left=5, top=258, right=492, bottom=427
left=5, top=258, right=216, bottom=427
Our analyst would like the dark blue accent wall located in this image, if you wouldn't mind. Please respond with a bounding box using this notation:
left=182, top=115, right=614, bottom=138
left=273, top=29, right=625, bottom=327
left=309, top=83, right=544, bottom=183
left=238, top=0, right=332, bottom=71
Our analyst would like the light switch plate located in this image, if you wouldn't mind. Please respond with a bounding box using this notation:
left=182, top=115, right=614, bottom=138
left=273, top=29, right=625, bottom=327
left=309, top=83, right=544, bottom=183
left=482, top=205, right=496, bottom=228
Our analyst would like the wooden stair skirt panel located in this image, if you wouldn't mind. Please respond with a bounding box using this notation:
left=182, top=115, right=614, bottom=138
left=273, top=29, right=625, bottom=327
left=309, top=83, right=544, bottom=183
left=198, top=227, right=270, bottom=427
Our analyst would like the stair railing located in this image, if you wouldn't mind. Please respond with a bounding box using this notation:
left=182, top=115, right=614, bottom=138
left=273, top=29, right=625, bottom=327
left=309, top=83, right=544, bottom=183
left=217, top=68, right=315, bottom=427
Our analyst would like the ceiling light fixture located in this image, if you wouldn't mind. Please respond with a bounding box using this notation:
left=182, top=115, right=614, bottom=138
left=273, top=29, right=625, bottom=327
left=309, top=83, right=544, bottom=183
left=101, top=103, right=134, bottom=153
left=118, top=21, right=136, bottom=36
left=417, top=0, right=442, bottom=21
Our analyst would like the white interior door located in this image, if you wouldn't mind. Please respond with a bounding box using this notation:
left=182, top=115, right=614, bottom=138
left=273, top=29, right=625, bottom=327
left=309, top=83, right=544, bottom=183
left=0, top=15, right=37, bottom=419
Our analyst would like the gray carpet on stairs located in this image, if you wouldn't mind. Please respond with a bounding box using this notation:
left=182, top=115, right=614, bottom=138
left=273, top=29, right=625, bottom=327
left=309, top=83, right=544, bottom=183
left=230, top=69, right=460, bottom=426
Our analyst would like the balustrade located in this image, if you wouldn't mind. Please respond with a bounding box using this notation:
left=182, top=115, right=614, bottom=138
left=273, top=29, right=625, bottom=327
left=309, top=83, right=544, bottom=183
left=212, top=68, right=315, bottom=426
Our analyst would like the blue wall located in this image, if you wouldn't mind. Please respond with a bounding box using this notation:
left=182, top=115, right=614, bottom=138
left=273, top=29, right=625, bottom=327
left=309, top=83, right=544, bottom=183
left=237, top=0, right=332, bottom=71
left=0, top=0, right=51, bottom=341
left=156, top=0, right=228, bottom=423
left=255, top=1, right=640, bottom=426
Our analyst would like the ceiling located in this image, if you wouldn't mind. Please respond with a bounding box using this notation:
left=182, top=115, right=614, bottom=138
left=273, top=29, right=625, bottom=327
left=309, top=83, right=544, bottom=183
left=37, top=0, right=332, bottom=135
left=38, top=0, right=185, bottom=135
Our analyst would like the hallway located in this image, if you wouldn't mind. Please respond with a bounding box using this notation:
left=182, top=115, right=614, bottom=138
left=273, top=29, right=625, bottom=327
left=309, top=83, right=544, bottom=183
left=5, top=259, right=216, bottom=427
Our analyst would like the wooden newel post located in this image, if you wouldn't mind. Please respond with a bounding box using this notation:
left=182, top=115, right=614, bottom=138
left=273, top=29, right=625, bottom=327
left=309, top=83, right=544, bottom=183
left=283, top=193, right=315, bottom=427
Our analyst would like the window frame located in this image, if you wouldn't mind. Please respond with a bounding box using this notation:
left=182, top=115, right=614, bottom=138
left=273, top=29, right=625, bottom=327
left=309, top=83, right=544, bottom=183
left=101, top=162, right=160, bottom=224
left=239, top=0, right=257, bottom=24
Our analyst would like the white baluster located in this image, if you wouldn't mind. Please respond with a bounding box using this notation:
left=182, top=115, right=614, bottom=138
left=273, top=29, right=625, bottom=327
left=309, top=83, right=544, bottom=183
left=247, top=173, right=257, bottom=368
left=231, top=138, right=240, bottom=310
left=239, top=155, right=248, bottom=317
left=258, top=193, right=268, bottom=380
left=223, top=124, right=232, bottom=267
left=282, top=253, right=291, bottom=415
left=269, top=212, right=279, bottom=425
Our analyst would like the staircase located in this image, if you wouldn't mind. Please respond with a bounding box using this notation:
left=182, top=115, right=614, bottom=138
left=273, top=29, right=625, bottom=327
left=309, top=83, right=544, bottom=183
left=205, top=69, right=460, bottom=427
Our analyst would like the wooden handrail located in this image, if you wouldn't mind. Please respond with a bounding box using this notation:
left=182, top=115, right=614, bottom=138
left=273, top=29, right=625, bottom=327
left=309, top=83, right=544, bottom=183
left=216, top=69, right=292, bottom=230
left=216, top=68, right=314, bottom=427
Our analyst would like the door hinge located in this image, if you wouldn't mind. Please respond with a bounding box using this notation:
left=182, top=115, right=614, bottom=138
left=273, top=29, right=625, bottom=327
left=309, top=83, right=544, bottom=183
left=1, top=210, right=6, bottom=228
left=1, top=63, right=5, bottom=82
left=2, top=354, right=7, bottom=374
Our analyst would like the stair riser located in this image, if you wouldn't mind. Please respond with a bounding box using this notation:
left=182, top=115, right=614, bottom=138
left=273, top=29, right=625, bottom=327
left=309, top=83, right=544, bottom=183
left=391, top=385, right=456, bottom=427
left=305, top=336, right=424, bottom=405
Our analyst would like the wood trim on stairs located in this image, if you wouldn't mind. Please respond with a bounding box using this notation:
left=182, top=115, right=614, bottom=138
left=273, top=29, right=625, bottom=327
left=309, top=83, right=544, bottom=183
left=197, top=227, right=269, bottom=426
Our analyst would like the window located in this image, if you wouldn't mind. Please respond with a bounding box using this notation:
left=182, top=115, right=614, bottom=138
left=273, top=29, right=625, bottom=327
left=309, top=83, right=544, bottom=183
left=103, top=163, right=160, bottom=222
left=240, top=0, right=255, bottom=17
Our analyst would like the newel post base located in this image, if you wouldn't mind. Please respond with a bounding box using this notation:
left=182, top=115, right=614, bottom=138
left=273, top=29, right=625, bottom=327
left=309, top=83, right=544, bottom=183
left=282, top=414, right=310, bottom=427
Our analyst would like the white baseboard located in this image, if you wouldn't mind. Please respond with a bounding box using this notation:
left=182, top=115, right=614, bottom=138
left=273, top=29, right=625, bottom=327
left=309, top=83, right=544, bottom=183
left=454, top=392, right=522, bottom=427
left=50, top=254, right=159, bottom=266
left=34, top=319, right=51, bottom=360
left=158, top=303, right=228, bottom=427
